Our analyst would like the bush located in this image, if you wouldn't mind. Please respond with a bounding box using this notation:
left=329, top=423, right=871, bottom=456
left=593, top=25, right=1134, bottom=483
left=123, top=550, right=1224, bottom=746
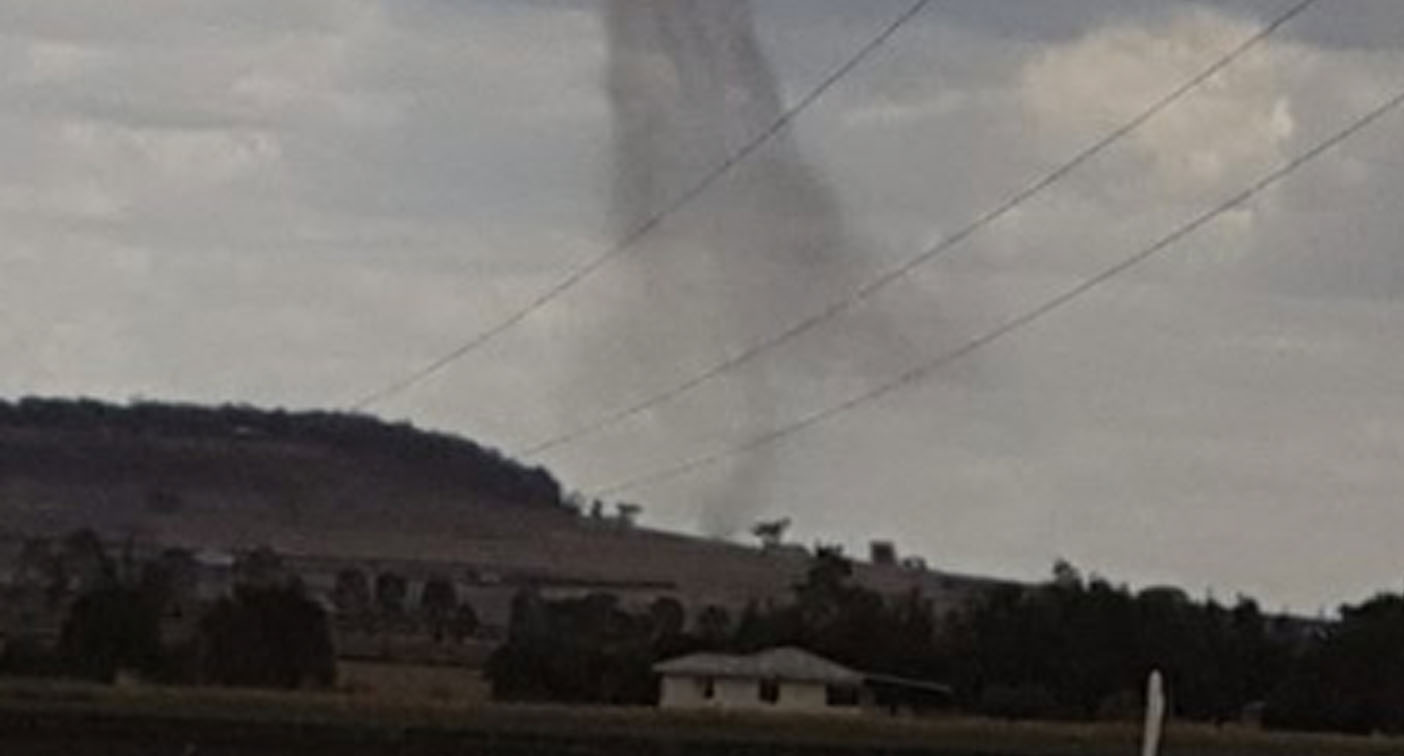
left=0, top=636, right=66, bottom=678
left=1094, top=689, right=1142, bottom=722
left=59, top=586, right=162, bottom=683
left=198, top=584, right=335, bottom=689
left=979, top=684, right=1063, bottom=720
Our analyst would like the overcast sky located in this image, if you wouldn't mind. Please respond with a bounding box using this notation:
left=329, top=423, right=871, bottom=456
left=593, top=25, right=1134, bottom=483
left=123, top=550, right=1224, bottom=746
left=3, top=0, right=1404, bottom=613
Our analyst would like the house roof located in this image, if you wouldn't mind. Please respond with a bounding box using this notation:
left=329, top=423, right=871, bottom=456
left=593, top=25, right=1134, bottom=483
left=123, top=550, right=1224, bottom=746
left=653, top=647, right=864, bottom=685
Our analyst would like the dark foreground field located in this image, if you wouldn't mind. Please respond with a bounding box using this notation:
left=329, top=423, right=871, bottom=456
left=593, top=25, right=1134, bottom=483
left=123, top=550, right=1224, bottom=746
left=1, top=681, right=1402, bottom=756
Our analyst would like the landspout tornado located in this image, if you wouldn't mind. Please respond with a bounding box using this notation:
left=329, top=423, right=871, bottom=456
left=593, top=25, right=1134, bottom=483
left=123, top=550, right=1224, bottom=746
left=603, top=1, right=910, bottom=535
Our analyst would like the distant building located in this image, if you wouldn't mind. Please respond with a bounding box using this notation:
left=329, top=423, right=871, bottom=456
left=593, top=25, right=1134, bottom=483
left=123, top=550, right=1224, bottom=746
left=655, top=647, right=865, bottom=714
left=653, top=647, right=952, bottom=716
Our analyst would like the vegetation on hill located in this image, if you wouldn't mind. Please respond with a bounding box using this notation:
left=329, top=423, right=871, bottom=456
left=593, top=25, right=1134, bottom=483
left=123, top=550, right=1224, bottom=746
left=1263, top=593, right=1404, bottom=734
left=937, top=562, right=1301, bottom=723
left=0, top=396, right=563, bottom=508
left=487, top=550, right=1404, bottom=736
left=485, top=549, right=946, bottom=706
left=2, top=531, right=336, bottom=690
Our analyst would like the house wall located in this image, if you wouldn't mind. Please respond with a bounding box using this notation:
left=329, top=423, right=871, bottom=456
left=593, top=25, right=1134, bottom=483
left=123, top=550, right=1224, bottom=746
left=775, top=680, right=830, bottom=712
left=660, top=675, right=708, bottom=708
left=659, top=674, right=856, bottom=714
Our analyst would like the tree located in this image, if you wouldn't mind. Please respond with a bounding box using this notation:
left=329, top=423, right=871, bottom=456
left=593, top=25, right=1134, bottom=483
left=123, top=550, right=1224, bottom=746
left=195, top=545, right=334, bottom=689
left=751, top=518, right=791, bottom=549
left=137, top=547, right=199, bottom=647
left=487, top=590, right=657, bottom=705
left=13, top=537, right=57, bottom=589
left=648, top=597, right=686, bottom=640
left=792, top=547, right=855, bottom=634
left=14, top=537, right=64, bottom=605
left=1051, top=559, right=1083, bottom=589
left=1264, top=593, right=1404, bottom=734
left=331, top=568, right=372, bottom=629
left=937, top=562, right=1300, bottom=723
left=374, top=571, right=409, bottom=627
left=450, top=602, right=480, bottom=643
left=61, top=529, right=113, bottom=588
left=234, top=547, right=286, bottom=590
left=198, top=582, right=334, bottom=689
left=615, top=503, right=642, bottom=527
left=56, top=537, right=181, bottom=684
left=696, top=605, right=732, bottom=645
left=420, top=575, right=458, bottom=642
left=59, top=584, right=162, bottom=683
left=144, top=548, right=198, bottom=601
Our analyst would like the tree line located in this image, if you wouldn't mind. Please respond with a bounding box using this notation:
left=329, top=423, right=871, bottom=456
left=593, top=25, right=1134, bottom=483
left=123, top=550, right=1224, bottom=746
left=487, top=550, right=1404, bottom=735
left=485, top=550, right=971, bottom=706
left=8, top=530, right=1404, bottom=735
left=328, top=566, right=479, bottom=642
left=1, top=531, right=333, bottom=688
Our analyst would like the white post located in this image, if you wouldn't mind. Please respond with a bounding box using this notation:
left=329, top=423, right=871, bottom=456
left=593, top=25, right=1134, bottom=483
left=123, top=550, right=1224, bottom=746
left=1141, top=669, right=1166, bottom=756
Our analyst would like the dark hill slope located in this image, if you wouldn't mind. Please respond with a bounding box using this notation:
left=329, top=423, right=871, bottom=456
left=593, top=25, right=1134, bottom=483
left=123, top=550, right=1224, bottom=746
left=0, top=398, right=567, bottom=545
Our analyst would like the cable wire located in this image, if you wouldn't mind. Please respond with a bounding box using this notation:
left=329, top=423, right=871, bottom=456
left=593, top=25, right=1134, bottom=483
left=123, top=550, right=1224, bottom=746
left=588, top=80, right=1404, bottom=499
left=517, top=0, right=1322, bottom=459
left=348, top=0, right=936, bottom=411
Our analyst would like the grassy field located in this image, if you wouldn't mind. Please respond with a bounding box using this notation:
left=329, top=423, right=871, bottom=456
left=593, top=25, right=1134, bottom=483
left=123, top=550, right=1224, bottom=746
left=1, top=678, right=1401, bottom=755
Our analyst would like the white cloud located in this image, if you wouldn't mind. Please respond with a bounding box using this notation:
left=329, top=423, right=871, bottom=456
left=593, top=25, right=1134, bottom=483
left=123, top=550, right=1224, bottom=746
left=20, top=40, right=106, bottom=83
left=1021, top=6, right=1300, bottom=204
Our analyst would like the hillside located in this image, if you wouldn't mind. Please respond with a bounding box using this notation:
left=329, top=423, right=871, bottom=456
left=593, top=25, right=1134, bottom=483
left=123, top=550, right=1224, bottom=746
left=0, top=397, right=566, bottom=544
left=0, top=397, right=997, bottom=624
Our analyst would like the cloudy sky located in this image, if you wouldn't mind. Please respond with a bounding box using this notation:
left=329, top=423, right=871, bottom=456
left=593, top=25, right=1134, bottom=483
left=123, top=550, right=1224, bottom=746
left=4, top=0, right=1404, bottom=613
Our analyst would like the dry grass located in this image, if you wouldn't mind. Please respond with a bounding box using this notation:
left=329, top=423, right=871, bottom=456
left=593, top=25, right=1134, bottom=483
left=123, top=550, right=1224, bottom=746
left=1, top=677, right=1402, bottom=755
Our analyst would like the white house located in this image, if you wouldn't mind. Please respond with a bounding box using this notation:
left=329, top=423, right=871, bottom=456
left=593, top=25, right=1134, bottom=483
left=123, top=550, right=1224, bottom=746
left=654, top=647, right=866, bottom=714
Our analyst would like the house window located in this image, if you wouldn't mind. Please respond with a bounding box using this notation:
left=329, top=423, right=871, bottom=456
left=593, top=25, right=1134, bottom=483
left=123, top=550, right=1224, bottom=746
left=699, top=677, right=715, bottom=700
left=826, top=685, right=860, bottom=707
left=759, top=679, right=781, bottom=704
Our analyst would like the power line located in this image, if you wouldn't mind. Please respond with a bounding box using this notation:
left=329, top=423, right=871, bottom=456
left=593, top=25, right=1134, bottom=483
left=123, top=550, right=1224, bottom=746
left=348, top=0, right=936, bottom=411
left=516, top=0, right=1322, bottom=459
left=588, top=80, right=1404, bottom=500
